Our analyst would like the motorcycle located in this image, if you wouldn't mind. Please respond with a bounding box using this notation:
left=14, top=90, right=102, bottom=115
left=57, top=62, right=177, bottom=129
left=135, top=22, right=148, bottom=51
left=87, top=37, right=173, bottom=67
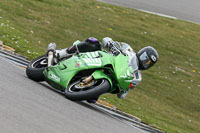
left=26, top=46, right=135, bottom=101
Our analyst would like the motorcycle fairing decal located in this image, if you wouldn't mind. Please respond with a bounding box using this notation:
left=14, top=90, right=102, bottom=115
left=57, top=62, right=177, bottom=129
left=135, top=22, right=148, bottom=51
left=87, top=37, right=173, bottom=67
left=120, top=69, right=133, bottom=79
left=49, top=73, right=60, bottom=82
left=82, top=52, right=102, bottom=66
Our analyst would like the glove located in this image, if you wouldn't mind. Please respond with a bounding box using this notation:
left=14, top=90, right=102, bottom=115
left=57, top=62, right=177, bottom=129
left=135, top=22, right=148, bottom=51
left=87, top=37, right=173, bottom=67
left=102, top=37, right=121, bottom=56
left=102, top=37, right=115, bottom=49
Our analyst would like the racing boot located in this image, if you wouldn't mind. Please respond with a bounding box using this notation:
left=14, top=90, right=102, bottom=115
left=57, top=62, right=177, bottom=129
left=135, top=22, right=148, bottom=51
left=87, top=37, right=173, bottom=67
left=47, top=43, right=56, bottom=67
left=87, top=98, right=98, bottom=104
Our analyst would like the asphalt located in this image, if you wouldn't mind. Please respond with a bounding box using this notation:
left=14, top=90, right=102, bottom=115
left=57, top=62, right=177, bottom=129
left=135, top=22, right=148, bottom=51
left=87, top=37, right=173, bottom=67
left=96, top=0, right=200, bottom=24
left=0, top=57, right=146, bottom=133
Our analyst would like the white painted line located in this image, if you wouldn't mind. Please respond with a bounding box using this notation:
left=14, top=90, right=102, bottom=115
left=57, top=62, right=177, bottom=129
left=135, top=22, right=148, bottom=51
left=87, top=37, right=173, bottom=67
left=0, top=52, right=28, bottom=66
left=138, top=9, right=177, bottom=19
left=0, top=56, right=25, bottom=71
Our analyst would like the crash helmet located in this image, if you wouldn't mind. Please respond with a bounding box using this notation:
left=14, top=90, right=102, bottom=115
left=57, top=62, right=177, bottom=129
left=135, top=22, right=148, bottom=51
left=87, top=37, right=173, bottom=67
left=137, top=46, right=159, bottom=70
left=85, top=37, right=100, bottom=44
left=73, top=37, right=101, bottom=52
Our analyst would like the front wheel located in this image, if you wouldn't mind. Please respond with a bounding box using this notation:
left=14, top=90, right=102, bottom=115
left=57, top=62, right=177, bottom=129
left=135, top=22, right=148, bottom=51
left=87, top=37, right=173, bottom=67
left=26, top=55, right=47, bottom=82
left=65, top=79, right=110, bottom=101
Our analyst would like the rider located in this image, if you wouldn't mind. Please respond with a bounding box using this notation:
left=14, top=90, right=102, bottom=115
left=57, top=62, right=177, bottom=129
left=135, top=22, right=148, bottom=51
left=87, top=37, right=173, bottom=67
left=47, top=37, right=159, bottom=100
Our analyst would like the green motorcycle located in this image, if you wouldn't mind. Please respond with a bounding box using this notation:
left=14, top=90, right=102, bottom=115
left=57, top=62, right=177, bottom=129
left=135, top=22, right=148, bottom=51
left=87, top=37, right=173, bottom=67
left=26, top=50, right=134, bottom=101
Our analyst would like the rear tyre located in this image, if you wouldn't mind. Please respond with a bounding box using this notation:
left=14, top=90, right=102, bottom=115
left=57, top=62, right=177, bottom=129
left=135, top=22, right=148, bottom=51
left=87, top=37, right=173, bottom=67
left=26, top=55, right=47, bottom=82
left=65, top=79, right=110, bottom=101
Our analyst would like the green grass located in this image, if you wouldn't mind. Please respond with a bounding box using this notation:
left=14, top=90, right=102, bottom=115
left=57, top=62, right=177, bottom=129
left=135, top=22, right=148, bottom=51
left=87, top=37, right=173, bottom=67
left=0, top=0, right=200, bottom=132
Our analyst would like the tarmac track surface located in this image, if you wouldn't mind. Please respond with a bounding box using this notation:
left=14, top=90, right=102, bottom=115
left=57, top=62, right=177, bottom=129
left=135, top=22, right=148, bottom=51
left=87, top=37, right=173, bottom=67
left=0, top=57, right=145, bottom=133
left=97, top=0, right=200, bottom=24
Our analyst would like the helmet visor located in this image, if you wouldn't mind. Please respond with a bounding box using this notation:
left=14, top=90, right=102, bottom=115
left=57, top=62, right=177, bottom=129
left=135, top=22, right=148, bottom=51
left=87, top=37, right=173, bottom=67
left=139, top=51, right=153, bottom=69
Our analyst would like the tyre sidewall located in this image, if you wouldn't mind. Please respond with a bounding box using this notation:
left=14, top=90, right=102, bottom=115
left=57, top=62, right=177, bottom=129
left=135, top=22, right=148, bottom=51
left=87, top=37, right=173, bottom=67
left=26, top=55, right=46, bottom=82
left=65, top=79, right=110, bottom=101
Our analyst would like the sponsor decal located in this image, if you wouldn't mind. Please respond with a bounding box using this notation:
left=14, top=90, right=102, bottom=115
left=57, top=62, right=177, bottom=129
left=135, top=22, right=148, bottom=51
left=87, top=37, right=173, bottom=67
left=121, top=69, right=134, bottom=78
left=127, top=69, right=130, bottom=76
left=120, top=74, right=128, bottom=78
left=50, top=73, right=60, bottom=82
left=76, top=62, right=82, bottom=67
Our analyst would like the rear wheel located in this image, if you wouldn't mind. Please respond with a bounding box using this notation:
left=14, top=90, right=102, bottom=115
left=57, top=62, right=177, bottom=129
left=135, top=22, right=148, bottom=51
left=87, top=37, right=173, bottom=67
left=65, top=79, right=110, bottom=101
left=26, top=55, right=47, bottom=82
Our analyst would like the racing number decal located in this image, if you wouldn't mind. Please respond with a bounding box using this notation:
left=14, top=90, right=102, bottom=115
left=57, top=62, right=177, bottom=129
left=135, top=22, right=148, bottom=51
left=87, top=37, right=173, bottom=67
left=82, top=52, right=102, bottom=66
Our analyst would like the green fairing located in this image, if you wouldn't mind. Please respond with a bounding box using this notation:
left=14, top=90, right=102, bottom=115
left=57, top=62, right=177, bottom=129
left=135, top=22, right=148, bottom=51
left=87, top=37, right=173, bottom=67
left=43, top=51, right=134, bottom=93
left=92, top=70, right=113, bottom=90
left=113, top=54, right=134, bottom=91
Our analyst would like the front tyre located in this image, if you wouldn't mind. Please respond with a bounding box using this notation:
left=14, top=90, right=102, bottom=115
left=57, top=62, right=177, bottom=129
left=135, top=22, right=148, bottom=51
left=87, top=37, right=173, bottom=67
left=65, top=79, right=110, bottom=101
left=26, top=55, right=47, bottom=82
